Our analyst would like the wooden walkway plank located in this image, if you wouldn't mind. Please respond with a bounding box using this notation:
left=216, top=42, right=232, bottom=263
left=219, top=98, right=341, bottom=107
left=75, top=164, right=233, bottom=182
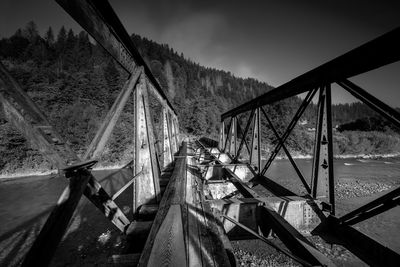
left=147, top=205, right=186, bottom=266
left=138, top=142, right=187, bottom=266
left=138, top=141, right=232, bottom=266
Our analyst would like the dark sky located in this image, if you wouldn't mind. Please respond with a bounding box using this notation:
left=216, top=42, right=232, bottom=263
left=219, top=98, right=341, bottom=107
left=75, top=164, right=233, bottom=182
left=1, top=0, right=400, bottom=106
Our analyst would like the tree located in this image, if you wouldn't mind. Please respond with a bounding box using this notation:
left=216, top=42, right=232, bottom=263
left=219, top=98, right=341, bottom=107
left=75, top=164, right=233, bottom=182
left=23, top=21, right=39, bottom=42
left=56, top=26, right=67, bottom=53
left=64, top=29, right=77, bottom=70
left=3, top=29, right=29, bottom=59
left=76, top=31, right=92, bottom=70
left=104, top=59, right=120, bottom=107
left=55, top=26, right=67, bottom=73
left=44, top=27, right=55, bottom=46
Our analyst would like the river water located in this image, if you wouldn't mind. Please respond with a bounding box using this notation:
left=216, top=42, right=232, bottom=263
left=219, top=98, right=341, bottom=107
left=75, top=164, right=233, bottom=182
left=0, top=158, right=399, bottom=265
left=264, top=157, right=400, bottom=194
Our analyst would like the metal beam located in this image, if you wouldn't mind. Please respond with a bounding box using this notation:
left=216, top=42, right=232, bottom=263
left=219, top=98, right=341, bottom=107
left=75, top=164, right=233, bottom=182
left=112, top=171, right=143, bottom=201
left=258, top=205, right=335, bottom=266
left=167, top=111, right=177, bottom=156
left=0, top=61, right=78, bottom=167
left=222, top=27, right=400, bottom=119
left=311, top=85, right=335, bottom=214
left=260, top=107, right=311, bottom=193
left=236, top=121, right=252, bottom=156
left=218, top=121, right=225, bottom=151
left=338, top=186, right=400, bottom=225
left=234, top=110, right=255, bottom=162
left=210, top=196, right=324, bottom=240
left=84, top=67, right=142, bottom=160
left=196, top=140, right=259, bottom=199
left=223, top=119, right=233, bottom=152
left=337, top=79, right=400, bottom=129
left=22, top=168, right=93, bottom=267
left=133, top=75, right=161, bottom=210
left=222, top=215, right=313, bottom=267
left=1, top=62, right=130, bottom=265
left=162, top=108, right=173, bottom=167
left=171, top=115, right=179, bottom=152
left=314, top=216, right=400, bottom=267
left=249, top=108, right=261, bottom=173
left=227, top=117, right=237, bottom=157
left=261, top=89, right=317, bottom=175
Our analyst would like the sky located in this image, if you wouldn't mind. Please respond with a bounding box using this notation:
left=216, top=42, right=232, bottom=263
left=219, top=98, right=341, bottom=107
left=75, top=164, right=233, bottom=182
left=1, top=0, right=400, bottom=106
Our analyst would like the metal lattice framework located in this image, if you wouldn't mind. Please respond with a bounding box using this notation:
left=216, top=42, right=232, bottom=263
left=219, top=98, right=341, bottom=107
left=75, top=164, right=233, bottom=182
left=1, top=0, right=400, bottom=265
left=0, top=0, right=179, bottom=266
left=215, top=27, right=400, bottom=267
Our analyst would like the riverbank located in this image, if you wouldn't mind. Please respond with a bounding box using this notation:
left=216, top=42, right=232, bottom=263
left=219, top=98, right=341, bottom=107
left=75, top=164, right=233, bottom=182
left=0, top=164, right=127, bottom=181
left=274, top=152, right=400, bottom=160
left=3, top=151, right=400, bottom=180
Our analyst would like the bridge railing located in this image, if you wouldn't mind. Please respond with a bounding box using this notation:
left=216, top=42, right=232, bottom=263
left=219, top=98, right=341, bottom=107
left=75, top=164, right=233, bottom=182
left=218, top=27, right=400, bottom=266
left=0, top=0, right=180, bottom=266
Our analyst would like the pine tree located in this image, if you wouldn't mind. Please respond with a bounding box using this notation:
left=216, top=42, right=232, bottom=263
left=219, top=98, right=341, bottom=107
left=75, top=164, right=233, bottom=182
left=64, top=29, right=77, bottom=70
left=104, top=59, right=120, bottom=107
left=56, top=26, right=67, bottom=73
left=23, top=21, right=39, bottom=42
left=4, top=29, right=29, bottom=59
left=76, top=31, right=92, bottom=70
left=56, top=26, right=67, bottom=53
left=44, top=27, right=55, bottom=46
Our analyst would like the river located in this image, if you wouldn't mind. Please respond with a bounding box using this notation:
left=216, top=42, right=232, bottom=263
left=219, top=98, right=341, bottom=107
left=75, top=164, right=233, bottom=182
left=0, top=158, right=399, bottom=265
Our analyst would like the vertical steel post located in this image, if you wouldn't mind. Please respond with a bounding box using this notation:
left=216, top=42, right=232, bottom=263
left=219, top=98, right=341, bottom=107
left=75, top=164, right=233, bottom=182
left=173, top=116, right=179, bottom=149
left=162, top=108, right=173, bottom=168
left=133, top=74, right=161, bottom=211
left=219, top=121, right=226, bottom=151
left=228, top=117, right=237, bottom=157
left=167, top=113, right=176, bottom=155
left=170, top=115, right=177, bottom=152
left=235, top=110, right=255, bottom=162
left=250, top=108, right=261, bottom=174
left=311, top=85, right=335, bottom=214
left=223, top=119, right=233, bottom=152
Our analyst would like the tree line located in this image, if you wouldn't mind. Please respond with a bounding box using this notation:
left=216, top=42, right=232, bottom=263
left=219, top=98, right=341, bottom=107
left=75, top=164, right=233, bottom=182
left=0, top=21, right=396, bottom=174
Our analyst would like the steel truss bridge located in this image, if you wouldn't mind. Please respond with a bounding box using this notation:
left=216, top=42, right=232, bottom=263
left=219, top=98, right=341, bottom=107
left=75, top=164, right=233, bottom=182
left=1, top=0, right=400, bottom=266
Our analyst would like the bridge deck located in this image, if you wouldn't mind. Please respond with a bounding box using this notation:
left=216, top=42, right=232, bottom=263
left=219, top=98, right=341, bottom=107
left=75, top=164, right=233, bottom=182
left=136, top=141, right=233, bottom=266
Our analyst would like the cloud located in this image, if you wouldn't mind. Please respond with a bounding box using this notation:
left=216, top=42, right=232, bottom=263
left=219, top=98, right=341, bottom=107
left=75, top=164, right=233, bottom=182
left=234, top=63, right=255, bottom=79
left=159, top=12, right=227, bottom=63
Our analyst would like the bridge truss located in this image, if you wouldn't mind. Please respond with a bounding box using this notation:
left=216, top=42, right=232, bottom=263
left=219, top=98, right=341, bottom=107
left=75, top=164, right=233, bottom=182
left=217, top=27, right=400, bottom=266
left=0, top=0, right=400, bottom=266
left=1, top=0, right=179, bottom=265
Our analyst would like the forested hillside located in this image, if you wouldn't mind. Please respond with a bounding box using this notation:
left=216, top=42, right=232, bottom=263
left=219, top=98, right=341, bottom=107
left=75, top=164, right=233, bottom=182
left=0, top=22, right=277, bottom=174
left=1, top=22, right=399, bottom=175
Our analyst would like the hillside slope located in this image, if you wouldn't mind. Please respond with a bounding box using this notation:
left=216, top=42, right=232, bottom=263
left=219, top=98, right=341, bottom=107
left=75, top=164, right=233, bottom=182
left=1, top=22, right=400, bottom=176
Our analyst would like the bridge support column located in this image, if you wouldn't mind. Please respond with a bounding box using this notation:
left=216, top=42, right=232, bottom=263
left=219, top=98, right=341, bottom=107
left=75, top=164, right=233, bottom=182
left=311, top=84, right=335, bottom=214
left=227, top=117, right=237, bottom=158
left=172, top=116, right=179, bottom=151
left=250, top=108, right=261, bottom=173
left=162, top=108, right=173, bottom=168
left=218, top=121, right=226, bottom=152
left=134, top=75, right=161, bottom=211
